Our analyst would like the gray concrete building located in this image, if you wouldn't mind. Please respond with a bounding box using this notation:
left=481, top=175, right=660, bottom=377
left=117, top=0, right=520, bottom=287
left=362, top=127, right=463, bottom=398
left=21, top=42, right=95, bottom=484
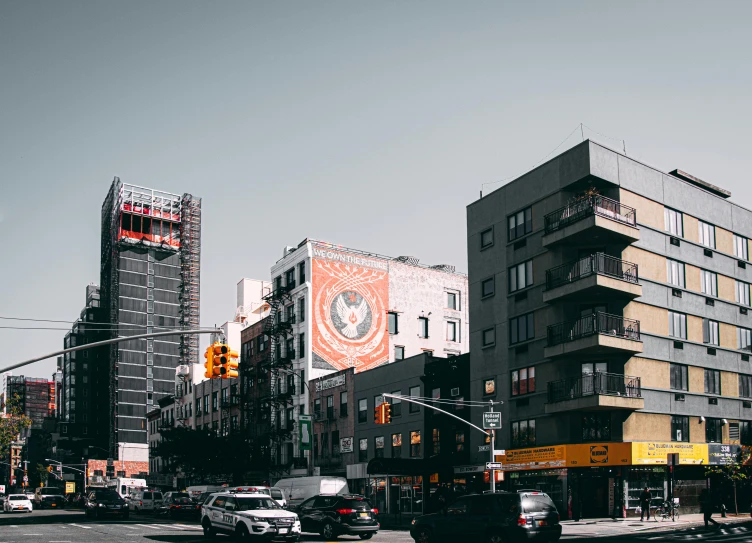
left=467, top=140, right=752, bottom=517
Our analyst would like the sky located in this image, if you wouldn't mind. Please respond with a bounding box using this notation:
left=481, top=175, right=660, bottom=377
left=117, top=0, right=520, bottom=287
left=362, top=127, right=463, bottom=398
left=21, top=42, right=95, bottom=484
left=2, top=0, right=752, bottom=378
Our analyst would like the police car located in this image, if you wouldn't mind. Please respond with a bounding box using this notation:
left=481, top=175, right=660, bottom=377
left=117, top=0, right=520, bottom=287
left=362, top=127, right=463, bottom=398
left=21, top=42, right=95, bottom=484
left=201, top=492, right=301, bottom=541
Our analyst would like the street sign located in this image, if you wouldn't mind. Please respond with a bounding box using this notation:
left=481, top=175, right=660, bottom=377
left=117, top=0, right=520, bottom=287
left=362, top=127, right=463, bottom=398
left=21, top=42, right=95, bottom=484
left=56, top=465, right=62, bottom=472
left=483, top=412, right=502, bottom=429
left=299, top=414, right=312, bottom=452
left=478, top=445, right=490, bottom=452
left=494, top=449, right=506, bottom=456
left=65, top=482, right=75, bottom=494
left=486, top=462, right=503, bottom=470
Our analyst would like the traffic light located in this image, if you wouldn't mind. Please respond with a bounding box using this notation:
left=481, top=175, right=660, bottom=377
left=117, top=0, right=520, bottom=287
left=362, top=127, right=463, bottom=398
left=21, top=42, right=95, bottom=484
left=374, top=404, right=383, bottom=425
left=47, top=465, right=53, bottom=473
left=383, top=402, right=391, bottom=424
left=204, top=345, right=215, bottom=379
left=214, top=343, right=229, bottom=378
left=224, top=349, right=239, bottom=379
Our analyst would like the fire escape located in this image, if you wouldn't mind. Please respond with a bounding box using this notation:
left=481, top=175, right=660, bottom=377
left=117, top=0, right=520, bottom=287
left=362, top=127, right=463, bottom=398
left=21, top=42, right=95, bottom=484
left=179, top=194, right=201, bottom=367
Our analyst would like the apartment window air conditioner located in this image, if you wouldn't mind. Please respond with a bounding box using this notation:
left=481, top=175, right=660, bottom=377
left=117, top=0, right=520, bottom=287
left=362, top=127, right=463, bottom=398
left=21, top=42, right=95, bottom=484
left=451, top=387, right=460, bottom=397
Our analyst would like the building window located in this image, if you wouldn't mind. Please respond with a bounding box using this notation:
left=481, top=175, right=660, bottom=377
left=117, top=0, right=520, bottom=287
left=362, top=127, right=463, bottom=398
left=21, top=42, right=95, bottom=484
left=665, top=207, right=683, bottom=237
left=704, top=369, right=721, bottom=395
left=482, top=328, right=496, bottom=347
left=706, top=418, right=722, bottom=443
left=359, top=438, right=368, bottom=462
left=481, top=277, right=495, bottom=298
left=742, top=422, right=752, bottom=445
left=737, top=281, right=751, bottom=306
left=455, top=431, right=465, bottom=452
left=668, top=311, right=687, bottom=340
left=321, top=433, right=328, bottom=456
left=446, top=321, right=458, bottom=342
left=739, top=374, right=752, bottom=398
left=699, top=220, right=716, bottom=249
left=735, top=234, right=749, bottom=261
left=418, top=317, right=429, bottom=338
left=298, top=333, right=305, bottom=356
left=667, top=259, right=685, bottom=288
left=211, top=392, right=218, bottom=412
left=447, top=292, right=458, bottom=310
left=671, top=415, right=689, bottom=442
left=410, top=430, right=421, bottom=457
left=582, top=413, right=611, bottom=441
left=483, top=378, right=496, bottom=396
left=701, top=269, right=718, bottom=296
left=392, top=433, right=402, bottom=458
left=409, top=386, right=420, bottom=413
left=195, top=399, right=201, bottom=416
left=375, top=436, right=384, bottom=458
left=314, top=398, right=321, bottom=417
left=326, top=395, right=334, bottom=420
left=388, top=312, right=399, bottom=334
left=358, top=399, right=367, bottom=423
left=508, top=206, right=533, bottom=241
left=432, top=428, right=440, bottom=455
left=298, top=261, right=306, bottom=284
left=511, top=419, right=536, bottom=448
left=509, top=260, right=533, bottom=292
left=670, top=364, right=688, bottom=391
left=509, top=312, right=534, bottom=345
left=298, top=297, right=305, bottom=322
left=740, top=327, right=752, bottom=350
left=390, top=393, right=402, bottom=417
left=340, top=391, right=348, bottom=417
left=394, top=345, right=405, bottom=360
left=204, top=395, right=209, bottom=414
left=285, top=267, right=296, bottom=288
left=511, top=367, right=535, bottom=396
left=703, top=319, right=719, bottom=346
left=480, top=228, right=494, bottom=249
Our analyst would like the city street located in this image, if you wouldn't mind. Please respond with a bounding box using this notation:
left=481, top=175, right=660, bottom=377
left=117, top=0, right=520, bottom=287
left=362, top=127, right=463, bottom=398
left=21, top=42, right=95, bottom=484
left=1, top=510, right=751, bottom=543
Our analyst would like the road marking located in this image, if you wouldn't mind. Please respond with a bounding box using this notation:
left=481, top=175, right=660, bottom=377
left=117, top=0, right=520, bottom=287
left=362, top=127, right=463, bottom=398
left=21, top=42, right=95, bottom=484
left=68, top=523, right=91, bottom=529
left=136, top=524, right=162, bottom=529
left=22, top=534, right=42, bottom=536
left=121, top=525, right=138, bottom=529
left=49, top=540, right=72, bottom=542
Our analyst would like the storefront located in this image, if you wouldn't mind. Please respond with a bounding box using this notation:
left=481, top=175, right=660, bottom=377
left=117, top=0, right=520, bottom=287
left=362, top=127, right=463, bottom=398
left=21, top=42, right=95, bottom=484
left=362, top=458, right=426, bottom=519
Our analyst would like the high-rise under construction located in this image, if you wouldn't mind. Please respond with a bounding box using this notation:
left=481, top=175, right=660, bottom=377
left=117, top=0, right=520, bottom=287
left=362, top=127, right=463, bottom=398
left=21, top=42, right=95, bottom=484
left=99, top=178, right=201, bottom=460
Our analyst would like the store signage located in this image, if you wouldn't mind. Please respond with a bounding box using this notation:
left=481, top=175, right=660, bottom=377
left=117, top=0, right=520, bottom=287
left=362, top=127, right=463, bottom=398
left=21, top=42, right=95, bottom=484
left=299, top=415, right=312, bottom=452
left=340, top=437, right=354, bottom=454
left=478, top=445, right=490, bottom=452
left=500, top=446, right=566, bottom=470
left=631, top=442, right=707, bottom=465
left=315, top=374, right=346, bottom=392
left=708, top=444, right=740, bottom=465
left=65, top=482, right=75, bottom=494
left=454, top=465, right=485, bottom=474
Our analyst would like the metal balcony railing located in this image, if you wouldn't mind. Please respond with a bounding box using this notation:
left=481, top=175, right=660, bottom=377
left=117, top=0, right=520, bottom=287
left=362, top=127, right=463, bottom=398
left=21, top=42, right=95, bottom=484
left=546, top=312, right=640, bottom=347
left=547, top=372, right=641, bottom=403
left=314, top=408, right=337, bottom=421
left=544, top=195, right=637, bottom=235
left=545, top=253, right=639, bottom=290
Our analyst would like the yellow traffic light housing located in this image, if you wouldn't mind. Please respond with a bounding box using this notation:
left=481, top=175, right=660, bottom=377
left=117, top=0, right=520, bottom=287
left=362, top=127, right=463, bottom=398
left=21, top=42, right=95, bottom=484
left=203, top=345, right=215, bottom=379
left=213, top=343, right=229, bottom=378
left=224, top=349, right=239, bottom=379
left=47, top=465, right=53, bottom=473
left=383, top=402, right=392, bottom=424
left=374, top=404, right=383, bottom=425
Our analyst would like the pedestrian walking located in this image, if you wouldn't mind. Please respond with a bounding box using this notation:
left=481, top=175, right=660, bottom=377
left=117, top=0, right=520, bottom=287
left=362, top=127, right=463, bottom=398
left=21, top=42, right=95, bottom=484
left=701, top=489, right=719, bottom=527
left=639, top=487, right=651, bottom=521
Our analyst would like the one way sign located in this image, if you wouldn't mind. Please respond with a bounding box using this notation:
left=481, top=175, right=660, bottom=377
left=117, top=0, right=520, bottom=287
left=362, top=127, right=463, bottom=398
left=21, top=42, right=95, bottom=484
left=486, top=462, right=502, bottom=470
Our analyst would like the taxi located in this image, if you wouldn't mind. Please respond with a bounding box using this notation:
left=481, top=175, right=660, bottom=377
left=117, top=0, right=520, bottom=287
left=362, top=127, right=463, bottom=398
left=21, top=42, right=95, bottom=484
left=3, top=494, right=33, bottom=513
left=201, top=491, right=301, bottom=541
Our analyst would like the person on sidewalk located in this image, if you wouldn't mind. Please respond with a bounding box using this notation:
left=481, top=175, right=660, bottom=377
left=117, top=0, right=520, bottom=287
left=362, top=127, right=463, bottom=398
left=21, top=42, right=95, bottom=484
left=700, top=489, right=719, bottom=528
left=639, top=487, right=651, bottom=521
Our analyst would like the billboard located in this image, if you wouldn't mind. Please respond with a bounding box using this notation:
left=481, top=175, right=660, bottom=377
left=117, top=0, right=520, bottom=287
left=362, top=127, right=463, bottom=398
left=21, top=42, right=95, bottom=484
left=312, top=247, right=389, bottom=372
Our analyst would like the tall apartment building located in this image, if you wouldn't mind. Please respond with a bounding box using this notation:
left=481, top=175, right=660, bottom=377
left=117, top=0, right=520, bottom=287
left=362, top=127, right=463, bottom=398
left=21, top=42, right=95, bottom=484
left=467, top=140, right=752, bottom=517
left=240, top=239, right=468, bottom=480
left=3, top=376, right=55, bottom=430
left=99, top=178, right=201, bottom=461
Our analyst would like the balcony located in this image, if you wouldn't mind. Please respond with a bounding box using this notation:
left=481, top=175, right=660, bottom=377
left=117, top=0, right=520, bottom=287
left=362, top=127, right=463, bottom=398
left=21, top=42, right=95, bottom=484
left=544, top=312, right=642, bottom=358
left=542, top=196, right=639, bottom=247
left=546, top=372, right=643, bottom=414
left=314, top=408, right=337, bottom=422
left=543, top=253, right=641, bottom=303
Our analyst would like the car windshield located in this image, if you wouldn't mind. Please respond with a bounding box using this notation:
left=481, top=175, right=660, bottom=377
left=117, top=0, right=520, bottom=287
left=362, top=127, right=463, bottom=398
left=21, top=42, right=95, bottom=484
left=9, top=495, right=27, bottom=501
left=41, top=488, right=62, bottom=495
left=236, top=497, right=280, bottom=511
left=94, top=490, right=122, bottom=500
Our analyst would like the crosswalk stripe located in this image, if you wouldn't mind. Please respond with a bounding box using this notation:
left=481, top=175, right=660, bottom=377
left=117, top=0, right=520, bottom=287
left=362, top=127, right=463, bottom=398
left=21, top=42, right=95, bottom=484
left=136, top=524, right=162, bottom=529
left=68, top=523, right=91, bottom=529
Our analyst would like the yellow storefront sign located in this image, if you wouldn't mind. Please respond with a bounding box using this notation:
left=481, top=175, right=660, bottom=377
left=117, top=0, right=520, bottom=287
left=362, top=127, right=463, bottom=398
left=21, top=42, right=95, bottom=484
left=65, top=482, right=75, bottom=494
left=499, top=442, right=708, bottom=471
left=631, top=442, right=708, bottom=465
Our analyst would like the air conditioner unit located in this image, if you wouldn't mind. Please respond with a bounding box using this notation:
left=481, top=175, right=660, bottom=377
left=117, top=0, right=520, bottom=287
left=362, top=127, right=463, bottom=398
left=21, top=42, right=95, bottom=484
left=451, top=387, right=460, bottom=397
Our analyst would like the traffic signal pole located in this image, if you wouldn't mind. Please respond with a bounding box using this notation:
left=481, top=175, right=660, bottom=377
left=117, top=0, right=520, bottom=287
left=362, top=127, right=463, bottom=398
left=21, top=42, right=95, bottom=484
left=0, top=328, right=222, bottom=373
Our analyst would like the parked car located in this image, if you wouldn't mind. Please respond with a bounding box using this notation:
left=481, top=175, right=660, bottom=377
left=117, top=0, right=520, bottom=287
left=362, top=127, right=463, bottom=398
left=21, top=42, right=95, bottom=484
left=410, top=491, right=562, bottom=543
left=201, top=492, right=301, bottom=541
left=271, top=487, right=287, bottom=508
left=84, top=489, right=129, bottom=520
left=34, top=486, right=66, bottom=509
left=128, top=489, right=163, bottom=513
left=296, top=494, right=379, bottom=540
left=4, top=494, right=33, bottom=513
left=156, top=494, right=200, bottom=519
left=274, top=476, right=348, bottom=509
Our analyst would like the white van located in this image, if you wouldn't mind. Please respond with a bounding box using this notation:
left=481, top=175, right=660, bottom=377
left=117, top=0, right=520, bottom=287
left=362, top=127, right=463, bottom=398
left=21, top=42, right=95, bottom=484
left=128, top=489, right=164, bottom=512
left=273, top=476, right=348, bottom=508
left=106, top=478, right=147, bottom=500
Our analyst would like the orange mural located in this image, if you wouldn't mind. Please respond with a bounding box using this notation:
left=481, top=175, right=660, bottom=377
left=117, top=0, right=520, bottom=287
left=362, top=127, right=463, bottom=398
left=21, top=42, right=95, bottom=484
left=312, top=248, right=389, bottom=372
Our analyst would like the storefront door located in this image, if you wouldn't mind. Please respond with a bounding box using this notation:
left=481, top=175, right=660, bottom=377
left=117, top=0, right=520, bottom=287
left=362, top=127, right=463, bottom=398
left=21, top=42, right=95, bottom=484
left=579, top=475, right=609, bottom=518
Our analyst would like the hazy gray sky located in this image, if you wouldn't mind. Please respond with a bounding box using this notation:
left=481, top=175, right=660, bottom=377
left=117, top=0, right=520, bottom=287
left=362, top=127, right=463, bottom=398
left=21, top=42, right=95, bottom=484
left=2, top=1, right=751, bottom=378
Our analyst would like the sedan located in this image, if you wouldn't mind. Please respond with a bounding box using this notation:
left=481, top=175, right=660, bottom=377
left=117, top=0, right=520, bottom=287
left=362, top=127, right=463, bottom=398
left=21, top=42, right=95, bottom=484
left=84, top=489, right=129, bottom=519
left=4, top=494, right=33, bottom=513
left=156, top=496, right=201, bottom=519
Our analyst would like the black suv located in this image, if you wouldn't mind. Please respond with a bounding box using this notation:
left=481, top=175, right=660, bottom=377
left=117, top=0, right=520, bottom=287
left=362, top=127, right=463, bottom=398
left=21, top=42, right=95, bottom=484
left=296, top=494, right=379, bottom=540
left=410, top=491, right=561, bottom=543
left=84, top=489, right=129, bottom=520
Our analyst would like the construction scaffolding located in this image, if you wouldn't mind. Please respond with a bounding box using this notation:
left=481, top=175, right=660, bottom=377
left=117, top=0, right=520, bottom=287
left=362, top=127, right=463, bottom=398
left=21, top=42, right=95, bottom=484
left=179, top=194, right=202, bottom=366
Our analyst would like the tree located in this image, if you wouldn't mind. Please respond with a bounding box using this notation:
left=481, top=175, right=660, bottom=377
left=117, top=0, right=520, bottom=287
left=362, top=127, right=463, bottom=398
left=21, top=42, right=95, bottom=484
left=0, top=394, right=32, bottom=461
left=705, top=445, right=752, bottom=515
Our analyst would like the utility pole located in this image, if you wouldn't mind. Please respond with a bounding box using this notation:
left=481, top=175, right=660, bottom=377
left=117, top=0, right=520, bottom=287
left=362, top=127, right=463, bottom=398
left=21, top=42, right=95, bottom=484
left=489, top=401, right=496, bottom=493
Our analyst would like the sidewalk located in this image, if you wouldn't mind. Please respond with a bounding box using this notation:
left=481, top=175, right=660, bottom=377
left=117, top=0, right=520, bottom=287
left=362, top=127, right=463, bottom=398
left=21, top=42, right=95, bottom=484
left=560, top=513, right=751, bottom=538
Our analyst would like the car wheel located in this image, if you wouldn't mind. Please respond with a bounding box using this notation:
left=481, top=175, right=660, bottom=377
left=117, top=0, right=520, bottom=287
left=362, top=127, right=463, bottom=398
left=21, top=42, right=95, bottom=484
left=359, top=533, right=374, bottom=540
left=321, top=522, right=337, bottom=540
left=235, top=523, right=250, bottom=540
left=202, top=519, right=216, bottom=538
left=414, top=527, right=433, bottom=543
left=485, top=531, right=508, bottom=543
